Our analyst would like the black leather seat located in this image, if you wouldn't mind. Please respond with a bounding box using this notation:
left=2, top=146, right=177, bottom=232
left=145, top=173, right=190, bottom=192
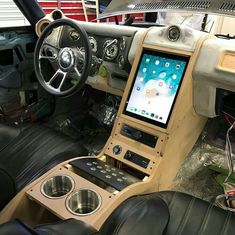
left=101, top=191, right=235, bottom=235
left=0, top=191, right=234, bottom=235
left=0, top=124, right=88, bottom=210
left=0, top=219, right=99, bottom=235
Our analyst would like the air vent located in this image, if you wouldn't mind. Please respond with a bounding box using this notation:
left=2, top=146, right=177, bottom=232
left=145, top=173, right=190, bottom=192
left=219, top=2, right=235, bottom=12
left=133, top=1, right=211, bottom=11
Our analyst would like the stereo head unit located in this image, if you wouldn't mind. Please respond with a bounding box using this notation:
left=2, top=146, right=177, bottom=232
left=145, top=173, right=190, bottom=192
left=124, top=49, right=189, bottom=128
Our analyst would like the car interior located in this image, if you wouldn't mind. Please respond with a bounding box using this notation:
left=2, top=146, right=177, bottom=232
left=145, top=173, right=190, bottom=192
left=0, top=0, right=235, bottom=234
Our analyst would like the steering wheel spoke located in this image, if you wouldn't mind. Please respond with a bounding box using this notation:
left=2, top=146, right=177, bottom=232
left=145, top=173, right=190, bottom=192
left=46, top=69, right=68, bottom=92
left=58, top=71, right=67, bottom=91
left=74, top=67, right=82, bottom=80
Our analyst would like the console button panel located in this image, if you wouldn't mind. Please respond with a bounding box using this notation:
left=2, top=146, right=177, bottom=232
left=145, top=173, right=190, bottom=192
left=70, top=158, right=140, bottom=191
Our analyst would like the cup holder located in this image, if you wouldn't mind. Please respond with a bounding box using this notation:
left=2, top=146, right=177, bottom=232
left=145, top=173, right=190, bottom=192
left=66, top=189, right=101, bottom=216
left=41, top=175, right=74, bottom=199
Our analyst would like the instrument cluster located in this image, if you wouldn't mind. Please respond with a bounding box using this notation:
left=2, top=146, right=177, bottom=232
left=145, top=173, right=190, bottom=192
left=87, top=35, right=128, bottom=69
left=60, top=26, right=132, bottom=74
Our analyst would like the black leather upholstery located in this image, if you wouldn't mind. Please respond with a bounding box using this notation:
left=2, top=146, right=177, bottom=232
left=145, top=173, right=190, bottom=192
left=100, top=193, right=169, bottom=235
left=0, top=124, right=88, bottom=210
left=101, top=191, right=235, bottom=235
left=159, top=191, right=235, bottom=235
left=35, top=219, right=99, bottom=235
left=0, top=219, right=99, bottom=235
left=0, top=220, right=35, bottom=235
left=0, top=164, right=16, bottom=211
left=0, top=124, right=20, bottom=151
left=0, top=191, right=235, bottom=235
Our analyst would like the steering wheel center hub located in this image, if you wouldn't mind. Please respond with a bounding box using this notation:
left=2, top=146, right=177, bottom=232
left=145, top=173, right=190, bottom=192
left=59, top=48, right=75, bottom=70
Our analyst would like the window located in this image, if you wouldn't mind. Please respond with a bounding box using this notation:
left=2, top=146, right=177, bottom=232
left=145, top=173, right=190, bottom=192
left=0, top=1, right=29, bottom=28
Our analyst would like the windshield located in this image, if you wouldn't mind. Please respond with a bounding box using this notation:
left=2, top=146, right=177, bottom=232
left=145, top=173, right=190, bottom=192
left=99, top=0, right=235, bottom=35
left=100, top=0, right=235, bottom=19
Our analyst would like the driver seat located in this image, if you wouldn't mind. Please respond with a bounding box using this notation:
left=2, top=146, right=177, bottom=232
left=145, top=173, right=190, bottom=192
left=0, top=123, right=88, bottom=210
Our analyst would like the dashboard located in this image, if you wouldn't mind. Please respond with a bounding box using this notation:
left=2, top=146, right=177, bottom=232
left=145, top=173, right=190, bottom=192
left=60, top=26, right=133, bottom=71
left=36, top=11, right=235, bottom=119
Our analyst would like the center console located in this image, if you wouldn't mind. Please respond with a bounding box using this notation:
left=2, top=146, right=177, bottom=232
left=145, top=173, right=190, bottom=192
left=0, top=25, right=209, bottom=230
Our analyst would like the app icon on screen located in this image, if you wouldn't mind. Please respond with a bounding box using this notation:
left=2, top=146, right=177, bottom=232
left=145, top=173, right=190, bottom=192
left=137, top=87, right=141, bottom=91
left=152, top=70, right=156, bottom=75
left=169, top=85, right=174, bottom=89
left=143, top=68, right=147, bottom=73
left=151, top=113, right=155, bottom=118
left=176, top=64, right=181, bottom=70
left=141, top=110, right=146, bottom=115
left=146, top=58, right=150, bottom=63
left=159, top=72, right=166, bottom=79
left=165, top=62, right=170, bottom=67
left=155, top=60, right=160, bottom=65
left=159, top=82, right=163, bottom=87
left=172, top=74, right=177, bottom=80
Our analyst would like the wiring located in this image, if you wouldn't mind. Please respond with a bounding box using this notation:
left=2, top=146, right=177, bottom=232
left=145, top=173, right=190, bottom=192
left=215, top=119, right=235, bottom=211
left=224, top=120, right=235, bottom=183
left=223, top=111, right=235, bottom=130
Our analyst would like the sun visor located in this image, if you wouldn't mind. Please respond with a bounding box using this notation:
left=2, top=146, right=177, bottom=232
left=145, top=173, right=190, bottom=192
left=99, top=0, right=235, bottom=19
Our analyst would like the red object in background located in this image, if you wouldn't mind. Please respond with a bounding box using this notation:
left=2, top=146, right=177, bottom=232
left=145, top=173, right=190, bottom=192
left=227, top=190, right=235, bottom=195
left=37, top=0, right=144, bottom=22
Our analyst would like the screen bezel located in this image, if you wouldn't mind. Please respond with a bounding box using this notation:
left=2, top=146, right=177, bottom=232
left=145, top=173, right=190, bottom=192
left=123, top=49, right=190, bottom=129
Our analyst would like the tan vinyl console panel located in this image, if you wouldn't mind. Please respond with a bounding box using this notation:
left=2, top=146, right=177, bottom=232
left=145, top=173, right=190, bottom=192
left=0, top=25, right=209, bottom=230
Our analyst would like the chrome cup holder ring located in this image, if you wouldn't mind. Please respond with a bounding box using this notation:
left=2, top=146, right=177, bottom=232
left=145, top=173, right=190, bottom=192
left=41, top=175, right=75, bottom=199
left=66, top=189, right=102, bottom=216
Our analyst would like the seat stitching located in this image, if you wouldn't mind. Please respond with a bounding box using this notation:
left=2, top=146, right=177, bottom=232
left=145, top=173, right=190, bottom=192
left=197, top=203, right=213, bottom=235
left=175, top=197, right=195, bottom=235
left=220, top=212, right=231, bottom=235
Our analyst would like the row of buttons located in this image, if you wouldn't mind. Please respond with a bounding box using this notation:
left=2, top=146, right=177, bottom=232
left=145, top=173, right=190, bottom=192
left=86, top=162, right=127, bottom=182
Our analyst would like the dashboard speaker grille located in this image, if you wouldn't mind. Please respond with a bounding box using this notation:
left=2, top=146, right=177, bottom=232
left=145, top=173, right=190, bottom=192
left=133, top=1, right=211, bottom=11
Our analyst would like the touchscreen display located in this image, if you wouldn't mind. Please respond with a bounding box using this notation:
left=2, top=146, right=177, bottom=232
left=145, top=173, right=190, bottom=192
left=124, top=50, right=189, bottom=128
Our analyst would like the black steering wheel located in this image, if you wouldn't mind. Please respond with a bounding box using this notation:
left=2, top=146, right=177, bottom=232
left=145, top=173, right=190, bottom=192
left=34, top=18, right=92, bottom=96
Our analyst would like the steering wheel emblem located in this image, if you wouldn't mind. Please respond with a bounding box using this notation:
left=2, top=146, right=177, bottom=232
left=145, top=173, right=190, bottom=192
left=59, top=48, right=75, bottom=70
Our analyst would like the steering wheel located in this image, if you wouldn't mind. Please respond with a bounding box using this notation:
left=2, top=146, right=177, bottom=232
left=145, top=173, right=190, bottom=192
left=34, top=18, right=92, bottom=96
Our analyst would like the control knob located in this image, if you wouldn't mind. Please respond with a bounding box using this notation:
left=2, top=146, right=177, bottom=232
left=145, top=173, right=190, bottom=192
left=113, top=145, right=122, bottom=155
